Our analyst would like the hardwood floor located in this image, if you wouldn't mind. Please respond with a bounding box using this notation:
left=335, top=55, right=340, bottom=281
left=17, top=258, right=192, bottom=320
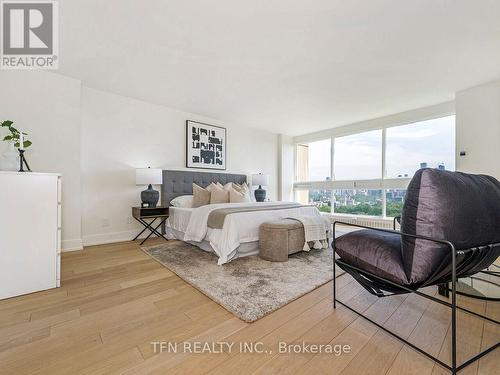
left=0, top=240, right=497, bottom=374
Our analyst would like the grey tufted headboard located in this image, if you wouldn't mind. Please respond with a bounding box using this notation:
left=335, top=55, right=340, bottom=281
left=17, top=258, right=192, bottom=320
left=161, top=170, right=247, bottom=206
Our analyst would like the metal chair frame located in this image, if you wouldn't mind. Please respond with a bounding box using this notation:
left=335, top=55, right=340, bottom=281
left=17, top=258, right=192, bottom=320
left=332, top=221, right=499, bottom=374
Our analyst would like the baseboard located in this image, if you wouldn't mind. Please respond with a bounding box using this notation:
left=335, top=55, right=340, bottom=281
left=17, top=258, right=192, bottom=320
left=82, top=229, right=149, bottom=247
left=62, top=238, right=84, bottom=252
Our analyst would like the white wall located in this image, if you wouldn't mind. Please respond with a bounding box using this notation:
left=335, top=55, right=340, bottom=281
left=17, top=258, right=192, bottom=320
left=0, top=71, right=83, bottom=251
left=0, top=73, right=280, bottom=249
left=278, top=134, right=294, bottom=201
left=455, top=80, right=500, bottom=180
left=81, top=87, right=278, bottom=246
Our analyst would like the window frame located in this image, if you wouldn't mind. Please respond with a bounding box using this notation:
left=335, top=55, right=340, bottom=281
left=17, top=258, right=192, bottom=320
left=293, top=112, right=456, bottom=218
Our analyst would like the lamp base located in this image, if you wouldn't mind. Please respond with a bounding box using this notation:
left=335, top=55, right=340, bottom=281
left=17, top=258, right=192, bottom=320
left=141, top=184, right=159, bottom=208
left=254, top=185, right=266, bottom=202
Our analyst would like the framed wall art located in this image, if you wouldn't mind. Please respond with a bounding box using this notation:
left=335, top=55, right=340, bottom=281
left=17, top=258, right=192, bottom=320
left=186, top=120, right=226, bottom=170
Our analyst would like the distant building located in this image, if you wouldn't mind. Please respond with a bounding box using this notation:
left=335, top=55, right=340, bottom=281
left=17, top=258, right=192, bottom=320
left=420, top=162, right=428, bottom=169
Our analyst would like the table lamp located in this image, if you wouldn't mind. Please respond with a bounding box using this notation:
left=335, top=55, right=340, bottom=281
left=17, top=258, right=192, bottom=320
left=136, top=167, right=162, bottom=207
left=252, top=173, right=270, bottom=202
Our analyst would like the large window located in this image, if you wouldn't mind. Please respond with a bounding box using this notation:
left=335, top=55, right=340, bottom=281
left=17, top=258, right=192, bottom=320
left=294, top=115, right=456, bottom=218
left=296, top=189, right=332, bottom=213
left=386, top=116, right=455, bottom=178
left=296, top=139, right=331, bottom=181
left=333, top=189, right=383, bottom=216
left=386, top=189, right=407, bottom=217
left=334, top=130, right=382, bottom=180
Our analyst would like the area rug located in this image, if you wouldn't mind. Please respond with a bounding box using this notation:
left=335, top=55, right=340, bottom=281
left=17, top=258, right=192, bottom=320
left=142, top=241, right=343, bottom=322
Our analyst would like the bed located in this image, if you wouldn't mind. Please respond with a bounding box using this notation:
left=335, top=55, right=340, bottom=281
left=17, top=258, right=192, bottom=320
left=161, top=170, right=324, bottom=264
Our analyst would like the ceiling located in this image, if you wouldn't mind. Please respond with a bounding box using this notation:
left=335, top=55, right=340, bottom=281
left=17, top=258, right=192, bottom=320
left=58, top=0, right=500, bottom=136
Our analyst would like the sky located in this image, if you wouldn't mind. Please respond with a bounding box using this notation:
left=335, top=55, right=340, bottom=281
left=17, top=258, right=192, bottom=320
left=306, top=115, right=456, bottom=181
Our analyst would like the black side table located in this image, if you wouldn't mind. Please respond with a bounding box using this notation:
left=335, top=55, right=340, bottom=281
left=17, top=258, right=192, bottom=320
left=132, top=206, right=169, bottom=245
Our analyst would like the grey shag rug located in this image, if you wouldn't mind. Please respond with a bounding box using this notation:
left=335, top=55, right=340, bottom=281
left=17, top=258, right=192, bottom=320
left=142, top=241, right=342, bottom=322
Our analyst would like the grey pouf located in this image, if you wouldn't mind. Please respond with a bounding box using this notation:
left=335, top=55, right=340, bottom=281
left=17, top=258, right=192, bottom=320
left=259, top=219, right=306, bottom=262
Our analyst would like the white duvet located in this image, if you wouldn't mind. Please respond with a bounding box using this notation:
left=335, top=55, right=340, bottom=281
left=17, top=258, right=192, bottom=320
left=166, top=202, right=324, bottom=265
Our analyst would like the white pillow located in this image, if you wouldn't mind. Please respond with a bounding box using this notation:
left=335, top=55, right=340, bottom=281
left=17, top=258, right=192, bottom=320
left=170, top=195, right=194, bottom=208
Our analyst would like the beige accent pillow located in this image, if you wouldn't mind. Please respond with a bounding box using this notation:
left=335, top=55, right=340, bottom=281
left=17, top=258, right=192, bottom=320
left=210, top=187, right=229, bottom=204
left=205, top=182, right=229, bottom=204
left=235, top=182, right=252, bottom=201
left=192, top=184, right=211, bottom=208
left=205, top=182, right=220, bottom=193
left=229, top=185, right=251, bottom=203
left=229, top=187, right=245, bottom=203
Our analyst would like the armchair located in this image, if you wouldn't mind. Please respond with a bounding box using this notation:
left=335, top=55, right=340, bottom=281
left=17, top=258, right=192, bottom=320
left=332, top=169, right=500, bottom=374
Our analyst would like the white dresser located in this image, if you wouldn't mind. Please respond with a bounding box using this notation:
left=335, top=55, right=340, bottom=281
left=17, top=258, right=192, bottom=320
left=0, top=172, right=62, bottom=300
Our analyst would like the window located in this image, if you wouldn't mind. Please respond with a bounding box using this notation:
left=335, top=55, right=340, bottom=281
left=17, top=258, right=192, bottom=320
left=333, top=189, right=383, bottom=216
left=385, top=189, right=407, bottom=217
left=296, top=139, right=331, bottom=181
left=334, top=130, right=382, bottom=180
left=293, top=114, right=456, bottom=219
left=385, top=116, right=455, bottom=178
left=296, top=189, right=332, bottom=213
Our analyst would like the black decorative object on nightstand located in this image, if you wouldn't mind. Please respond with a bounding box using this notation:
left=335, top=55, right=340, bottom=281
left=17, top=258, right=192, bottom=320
left=135, top=167, right=162, bottom=208
left=141, top=184, right=159, bottom=208
left=132, top=206, right=169, bottom=245
left=254, top=186, right=266, bottom=202
left=252, top=173, right=269, bottom=202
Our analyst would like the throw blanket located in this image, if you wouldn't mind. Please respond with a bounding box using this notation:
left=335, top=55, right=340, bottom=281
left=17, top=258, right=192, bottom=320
left=207, top=203, right=303, bottom=229
left=285, top=215, right=331, bottom=251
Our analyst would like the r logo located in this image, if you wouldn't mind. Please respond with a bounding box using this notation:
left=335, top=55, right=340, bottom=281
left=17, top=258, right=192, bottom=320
left=2, top=2, right=53, bottom=54
left=1, top=1, right=58, bottom=69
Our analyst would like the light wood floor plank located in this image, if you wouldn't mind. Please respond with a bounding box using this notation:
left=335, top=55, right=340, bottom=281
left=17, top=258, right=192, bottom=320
left=0, top=239, right=496, bottom=375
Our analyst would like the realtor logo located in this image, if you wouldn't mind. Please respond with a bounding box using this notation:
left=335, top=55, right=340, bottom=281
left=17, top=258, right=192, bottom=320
left=1, top=1, right=58, bottom=69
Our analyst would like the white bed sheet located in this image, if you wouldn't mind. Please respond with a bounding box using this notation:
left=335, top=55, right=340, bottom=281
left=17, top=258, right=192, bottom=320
left=166, top=207, right=193, bottom=234
left=166, top=202, right=324, bottom=265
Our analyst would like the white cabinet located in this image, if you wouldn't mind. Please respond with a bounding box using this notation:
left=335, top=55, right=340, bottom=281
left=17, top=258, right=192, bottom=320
left=0, top=172, right=62, bottom=299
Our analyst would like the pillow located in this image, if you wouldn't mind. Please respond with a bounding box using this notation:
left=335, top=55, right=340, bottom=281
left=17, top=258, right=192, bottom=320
left=207, top=182, right=229, bottom=204
left=229, top=184, right=251, bottom=203
left=192, top=184, right=211, bottom=208
left=170, top=195, right=194, bottom=208
left=229, top=187, right=246, bottom=203
left=210, top=187, right=229, bottom=204
left=206, top=182, right=221, bottom=193
left=232, top=182, right=252, bottom=202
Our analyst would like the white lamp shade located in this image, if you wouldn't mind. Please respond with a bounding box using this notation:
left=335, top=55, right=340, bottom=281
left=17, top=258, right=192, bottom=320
left=251, top=174, right=269, bottom=187
left=136, top=168, right=162, bottom=185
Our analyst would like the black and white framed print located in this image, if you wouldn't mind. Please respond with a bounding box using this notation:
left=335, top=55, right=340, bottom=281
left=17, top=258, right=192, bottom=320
left=186, top=120, right=226, bottom=170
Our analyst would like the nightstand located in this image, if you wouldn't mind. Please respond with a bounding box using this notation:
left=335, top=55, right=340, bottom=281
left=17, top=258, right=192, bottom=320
left=132, top=206, right=169, bottom=245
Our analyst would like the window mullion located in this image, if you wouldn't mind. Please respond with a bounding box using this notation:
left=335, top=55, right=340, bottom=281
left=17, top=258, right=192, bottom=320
left=382, top=128, right=387, bottom=179
left=382, top=128, right=387, bottom=217
left=330, top=136, right=335, bottom=181
left=330, top=137, right=335, bottom=214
